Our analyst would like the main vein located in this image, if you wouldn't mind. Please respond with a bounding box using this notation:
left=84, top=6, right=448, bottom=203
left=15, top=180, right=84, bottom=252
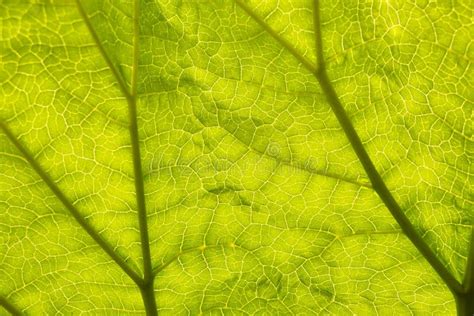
left=127, top=0, right=153, bottom=288
left=128, top=1, right=157, bottom=314
left=461, top=229, right=474, bottom=292
left=0, top=295, right=22, bottom=316
left=75, top=1, right=157, bottom=313
left=235, top=0, right=463, bottom=295
left=310, top=0, right=463, bottom=295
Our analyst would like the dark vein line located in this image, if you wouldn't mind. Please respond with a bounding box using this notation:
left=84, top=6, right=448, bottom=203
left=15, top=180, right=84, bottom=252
left=129, top=0, right=157, bottom=314
left=0, top=121, right=142, bottom=286
left=129, top=0, right=151, bottom=287
left=0, top=296, right=22, bottom=316
left=212, top=119, right=372, bottom=189
left=454, top=227, right=474, bottom=315
left=74, top=0, right=131, bottom=98
left=235, top=0, right=463, bottom=295
left=461, top=227, right=474, bottom=293
left=74, top=1, right=157, bottom=313
left=311, top=0, right=462, bottom=295
left=235, top=0, right=318, bottom=73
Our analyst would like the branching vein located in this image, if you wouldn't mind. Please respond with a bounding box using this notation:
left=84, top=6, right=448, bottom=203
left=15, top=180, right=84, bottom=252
left=0, top=121, right=142, bottom=286
left=235, top=0, right=464, bottom=296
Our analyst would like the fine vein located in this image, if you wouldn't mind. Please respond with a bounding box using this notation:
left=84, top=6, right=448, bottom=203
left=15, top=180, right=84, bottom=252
left=152, top=245, right=223, bottom=277
left=235, top=0, right=463, bottom=295
left=0, top=121, right=142, bottom=286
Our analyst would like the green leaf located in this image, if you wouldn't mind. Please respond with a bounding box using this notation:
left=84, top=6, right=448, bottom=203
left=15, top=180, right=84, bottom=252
left=1, top=0, right=472, bottom=315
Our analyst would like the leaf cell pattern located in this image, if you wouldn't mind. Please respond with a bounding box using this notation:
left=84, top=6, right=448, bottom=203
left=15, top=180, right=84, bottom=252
left=0, top=0, right=472, bottom=315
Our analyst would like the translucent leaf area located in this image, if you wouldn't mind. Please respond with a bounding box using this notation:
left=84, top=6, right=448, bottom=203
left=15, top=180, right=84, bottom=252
left=1, top=0, right=472, bottom=315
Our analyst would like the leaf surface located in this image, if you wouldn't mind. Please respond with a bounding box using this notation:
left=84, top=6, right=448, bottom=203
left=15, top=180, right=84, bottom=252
left=0, top=0, right=472, bottom=315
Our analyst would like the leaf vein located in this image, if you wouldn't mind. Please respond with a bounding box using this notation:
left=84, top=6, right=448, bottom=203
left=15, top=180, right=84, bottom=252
left=0, top=121, right=142, bottom=286
left=235, top=0, right=463, bottom=296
